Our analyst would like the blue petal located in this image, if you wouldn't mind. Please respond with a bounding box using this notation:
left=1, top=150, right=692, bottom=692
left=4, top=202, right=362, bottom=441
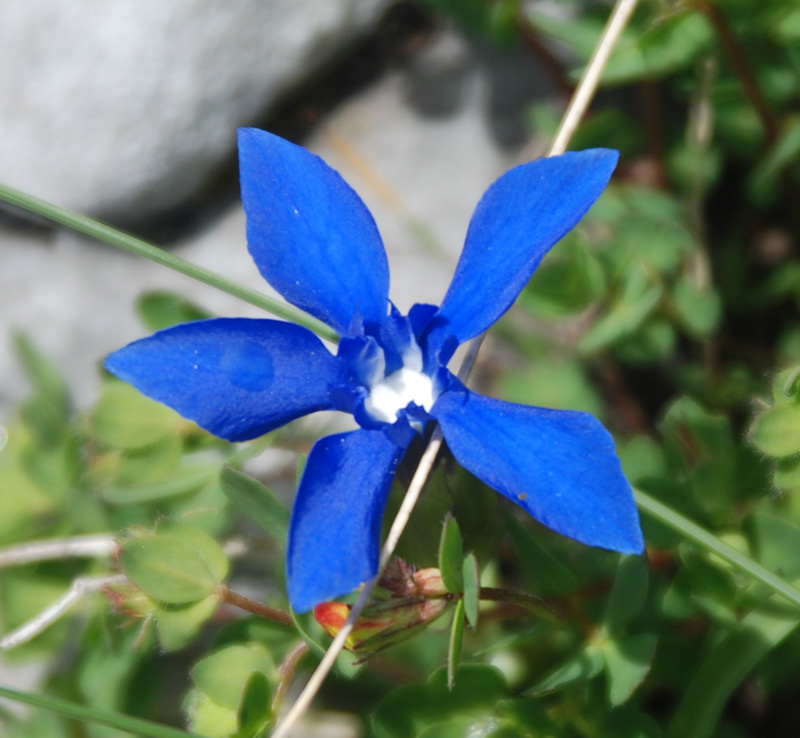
left=105, top=318, right=352, bottom=442
left=432, top=383, right=644, bottom=553
left=239, top=128, right=390, bottom=334
left=432, top=149, right=619, bottom=347
left=287, top=429, right=406, bottom=613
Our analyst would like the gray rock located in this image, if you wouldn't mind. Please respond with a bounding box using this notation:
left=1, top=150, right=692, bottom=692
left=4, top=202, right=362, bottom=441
left=0, top=0, right=389, bottom=222
left=1, top=25, right=543, bottom=418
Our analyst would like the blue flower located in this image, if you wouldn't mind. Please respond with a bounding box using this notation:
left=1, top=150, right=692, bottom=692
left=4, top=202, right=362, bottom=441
left=106, top=128, right=644, bottom=613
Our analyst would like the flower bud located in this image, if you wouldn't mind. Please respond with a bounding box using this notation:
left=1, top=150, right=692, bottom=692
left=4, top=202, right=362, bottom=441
left=314, top=558, right=450, bottom=657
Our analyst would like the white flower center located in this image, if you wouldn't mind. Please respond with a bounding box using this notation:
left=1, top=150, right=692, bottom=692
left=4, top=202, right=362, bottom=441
left=364, top=367, right=436, bottom=424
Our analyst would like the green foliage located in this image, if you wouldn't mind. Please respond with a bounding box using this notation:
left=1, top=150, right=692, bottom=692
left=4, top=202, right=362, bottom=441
left=373, top=664, right=511, bottom=738
left=438, top=514, right=464, bottom=593
left=136, top=290, right=212, bottom=332
left=120, top=524, right=228, bottom=604
left=6, top=0, right=800, bottom=735
left=219, top=466, right=289, bottom=543
left=186, top=644, right=278, bottom=737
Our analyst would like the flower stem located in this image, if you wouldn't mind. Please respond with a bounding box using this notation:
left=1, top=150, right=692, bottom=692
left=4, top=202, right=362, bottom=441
left=273, top=642, right=311, bottom=718
left=635, top=489, right=800, bottom=609
left=478, top=587, right=555, bottom=620
left=218, top=586, right=294, bottom=626
left=691, top=1, right=779, bottom=145
left=0, top=182, right=339, bottom=343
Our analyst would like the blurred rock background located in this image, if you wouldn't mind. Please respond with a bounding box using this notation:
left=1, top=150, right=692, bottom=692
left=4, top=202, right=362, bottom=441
left=0, top=1, right=556, bottom=415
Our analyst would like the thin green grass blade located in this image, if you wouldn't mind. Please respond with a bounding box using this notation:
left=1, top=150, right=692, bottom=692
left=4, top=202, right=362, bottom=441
left=635, top=489, right=800, bottom=609
left=0, top=182, right=338, bottom=343
left=666, top=604, right=800, bottom=738
left=0, top=684, right=204, bottom=738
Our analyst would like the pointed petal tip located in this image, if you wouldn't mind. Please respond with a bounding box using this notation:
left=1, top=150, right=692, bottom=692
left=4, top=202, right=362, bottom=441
left=436, top=146, right=621, bottom=345
left=591, top=517, right=646, bottom=556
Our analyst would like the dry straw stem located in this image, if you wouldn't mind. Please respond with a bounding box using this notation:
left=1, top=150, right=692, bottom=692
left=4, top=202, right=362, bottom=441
left=0, top=534, right=117, bottom=569
left=269, top=1, right=640, bottom=735
left=0, top=575, right=128, bottom=651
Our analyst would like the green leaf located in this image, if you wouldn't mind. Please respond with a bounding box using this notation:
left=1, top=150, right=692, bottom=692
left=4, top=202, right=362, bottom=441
left=220, top=466, right=289, bottom=543
left=749, top=116, right=800, bottom=204
left=439, top=514, right=464, bottom=593
left=505, top=512, right=577, bottom=595
left=579, top=270, right=663, bottom=354
left=155, top=595, right=221, bottom=652
left=527, top=8, right=712, bottom=85
left=604, top=555, right=648, bottom=635
left=672, top=278, right=722, bottom=338
left=235, top=672, right=273, bottom=738
left=613, top=317, right=677, bottom=364
left=120, top=533, right=221, bottom=604
left=0, top=684, right=204, bottom=738
left=461, top=553, right=480, bottom=628
left=744, top=512, right=800, bottom=579
left=186, top=646, right=278, bottom=737
left=136, top=290, right=212, bottom=331
left=156, top=521, right=229, bottom=582
left=667, top=603, right=800, bottom=738
left=773, top=455, right=800, bottom=492
left=525, top=645, right=604, bottom=696
left=662, top=546, right=737, bottom=624
left=772, top=365, right=800, bottom=403
left=191, top=644, right=277, bottom=711
left=184, top=691, right=237, bottom=738
left=104, top=462, right=218, bottom=504
left=109, top=434, right=183, bottom=487
left=602, top=633, right=658, bottom=706
left=749, top=402, right=800, bottom=458
left=12, top=332, right=71, bottom=419
left=447, top=599, right=465, bottom=691
left=92, top=382, right=181, bottom=450
left=373, top=664, right=507, bottom=738
left=522, top=244, right=606, bottom=317
left=660, top=396, right=739, bottom=523
left=617, top=435, right=667, bottom=484
left=498, top=358, right=604, bottom=418
left=0, top=427, right=60, bottom=541
left=635, top=488, right=800, bottom=611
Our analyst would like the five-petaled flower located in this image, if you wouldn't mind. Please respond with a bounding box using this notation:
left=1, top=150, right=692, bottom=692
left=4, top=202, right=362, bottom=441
left=106, top=128, right=644, bottom=614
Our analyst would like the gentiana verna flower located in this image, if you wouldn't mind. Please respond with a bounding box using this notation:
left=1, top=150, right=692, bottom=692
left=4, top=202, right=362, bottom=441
left=106, top=128, right=644, bottom=613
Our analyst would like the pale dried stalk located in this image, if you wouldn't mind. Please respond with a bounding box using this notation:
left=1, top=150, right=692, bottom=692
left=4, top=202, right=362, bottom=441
left=0, top=534, right=117, bottom=569
left=548, top=0, right=640, bottom=158
left=0, top=574, right=127, bottom=650
left=271, top=1, right=640, bottom=733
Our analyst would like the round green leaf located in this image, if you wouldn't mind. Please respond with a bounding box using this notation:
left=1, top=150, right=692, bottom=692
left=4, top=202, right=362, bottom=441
left=191, top=644, right=276, bottom=711
left=155, top=595, right=220, bottom=652
left=185, top=689, right=237, bottom=738
left=750, top=403, right=800, bottom=458
left=120, top=534, right=220, bottom=604
left=154, top=522, right=229, bottom=583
